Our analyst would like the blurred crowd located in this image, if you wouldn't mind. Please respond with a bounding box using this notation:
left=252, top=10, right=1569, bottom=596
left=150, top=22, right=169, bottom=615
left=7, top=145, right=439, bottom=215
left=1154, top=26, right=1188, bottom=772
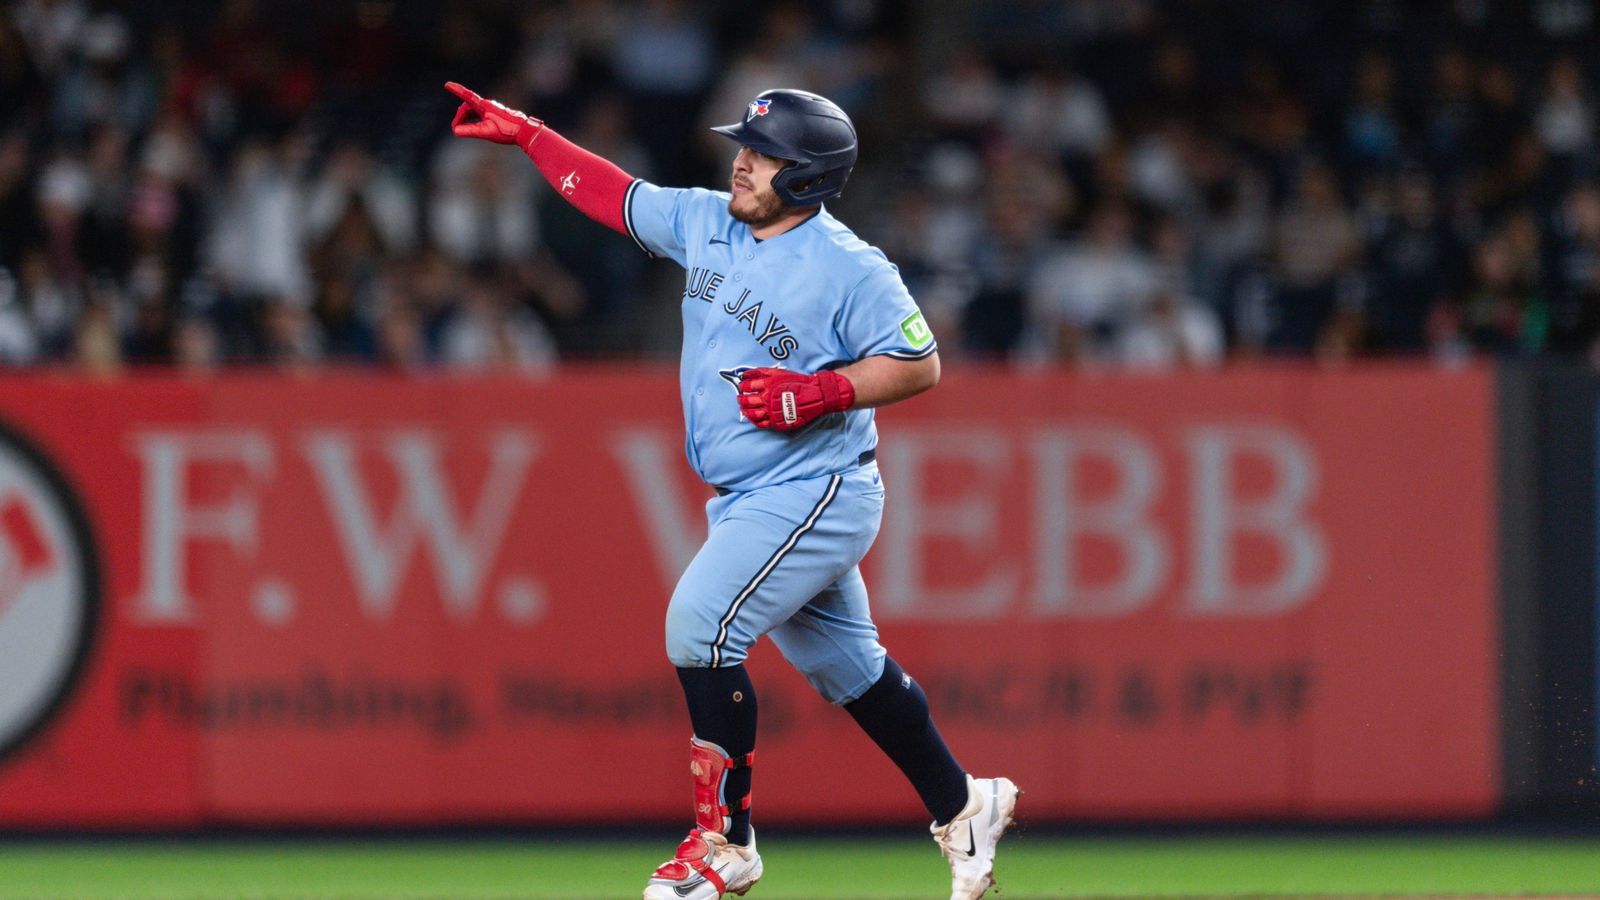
left=4, top=0, right=1600, bottom=372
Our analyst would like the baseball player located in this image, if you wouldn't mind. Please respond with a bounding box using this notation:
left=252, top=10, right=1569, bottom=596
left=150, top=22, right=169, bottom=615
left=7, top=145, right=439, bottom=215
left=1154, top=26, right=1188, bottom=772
left=446, top=81, right=1019, bottom=900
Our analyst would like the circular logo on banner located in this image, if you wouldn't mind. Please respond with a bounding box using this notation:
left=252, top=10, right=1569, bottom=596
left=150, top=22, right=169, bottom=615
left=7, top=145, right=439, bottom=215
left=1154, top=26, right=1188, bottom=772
left=0, top=422, right=99, bottom=765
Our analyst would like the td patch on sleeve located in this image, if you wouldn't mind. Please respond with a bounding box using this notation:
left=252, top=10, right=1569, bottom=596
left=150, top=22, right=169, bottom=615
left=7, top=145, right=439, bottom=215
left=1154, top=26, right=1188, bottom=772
left=899, top=311, right=933, bottom=349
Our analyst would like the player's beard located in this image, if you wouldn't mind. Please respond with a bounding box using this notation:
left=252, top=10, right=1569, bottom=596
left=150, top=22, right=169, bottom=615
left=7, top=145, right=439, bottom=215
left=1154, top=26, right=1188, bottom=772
left=728, top=183, right=787, bottom=229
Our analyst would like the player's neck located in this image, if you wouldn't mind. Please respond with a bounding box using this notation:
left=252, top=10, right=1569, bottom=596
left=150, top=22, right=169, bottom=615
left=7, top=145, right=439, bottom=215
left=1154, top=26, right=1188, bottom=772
left=750, top=205, right=821, bottom=241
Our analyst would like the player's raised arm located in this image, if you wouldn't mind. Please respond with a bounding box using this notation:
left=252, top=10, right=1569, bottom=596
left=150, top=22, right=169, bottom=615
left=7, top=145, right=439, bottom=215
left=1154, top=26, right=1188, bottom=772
left=445, top=81, right=633, bottom=236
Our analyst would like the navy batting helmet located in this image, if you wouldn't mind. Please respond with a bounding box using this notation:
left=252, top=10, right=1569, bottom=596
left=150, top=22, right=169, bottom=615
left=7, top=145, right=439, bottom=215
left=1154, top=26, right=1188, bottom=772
left=711, top=89, right=858, bottom=206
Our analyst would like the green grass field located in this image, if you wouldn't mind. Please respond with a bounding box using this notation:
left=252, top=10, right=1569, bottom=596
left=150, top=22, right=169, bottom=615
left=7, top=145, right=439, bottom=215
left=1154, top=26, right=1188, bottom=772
left=2, top=835, right=1599, bottom=899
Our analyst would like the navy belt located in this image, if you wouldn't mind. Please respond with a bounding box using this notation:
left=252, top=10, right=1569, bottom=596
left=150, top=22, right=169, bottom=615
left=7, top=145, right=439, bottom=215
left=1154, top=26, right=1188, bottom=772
left=712, top=449, right=875, bottom=496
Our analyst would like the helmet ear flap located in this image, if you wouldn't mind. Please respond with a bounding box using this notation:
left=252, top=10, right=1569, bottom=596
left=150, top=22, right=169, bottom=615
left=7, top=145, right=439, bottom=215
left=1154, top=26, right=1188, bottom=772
left=771, top=158, right=846, bottom=206
left=771, top=163, right=815, bottom=206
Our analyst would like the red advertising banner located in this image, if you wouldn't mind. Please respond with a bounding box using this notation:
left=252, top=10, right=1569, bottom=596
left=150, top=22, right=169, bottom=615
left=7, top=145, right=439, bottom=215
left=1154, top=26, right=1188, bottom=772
left=0, top=364, right=1498, bottom=826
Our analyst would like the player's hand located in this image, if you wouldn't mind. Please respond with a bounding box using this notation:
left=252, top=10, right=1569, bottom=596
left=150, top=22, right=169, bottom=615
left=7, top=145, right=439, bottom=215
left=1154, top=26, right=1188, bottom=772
left=445, top=81, right=542, bottom=146
left=737, top=367, right=855, bottom=432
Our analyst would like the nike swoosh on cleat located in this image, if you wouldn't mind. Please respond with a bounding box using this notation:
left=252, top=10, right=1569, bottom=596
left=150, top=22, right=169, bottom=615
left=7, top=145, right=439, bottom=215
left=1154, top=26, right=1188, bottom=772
left=964, top=826, right=976, bottom=858
left=671, top=860, right=733, bottom=896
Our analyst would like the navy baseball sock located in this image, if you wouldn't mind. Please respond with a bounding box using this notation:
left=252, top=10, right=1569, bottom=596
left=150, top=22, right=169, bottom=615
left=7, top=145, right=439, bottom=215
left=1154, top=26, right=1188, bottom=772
left=676, top=665, right=757, bottom=845
left=844, top=657, right=969, bottom=825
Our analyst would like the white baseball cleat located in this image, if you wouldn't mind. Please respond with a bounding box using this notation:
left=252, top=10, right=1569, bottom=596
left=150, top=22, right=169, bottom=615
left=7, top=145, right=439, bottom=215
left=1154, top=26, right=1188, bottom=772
left=642, top=827, right=763, bottom=899
left=931, top=775, right=1020, bottom=900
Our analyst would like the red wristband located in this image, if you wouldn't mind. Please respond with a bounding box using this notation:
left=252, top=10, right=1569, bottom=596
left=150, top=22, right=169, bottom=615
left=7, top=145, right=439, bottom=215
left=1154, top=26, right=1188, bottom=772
left=516, top=118, right=544, bottom=151
left=816, top=370, right=855, bottom=413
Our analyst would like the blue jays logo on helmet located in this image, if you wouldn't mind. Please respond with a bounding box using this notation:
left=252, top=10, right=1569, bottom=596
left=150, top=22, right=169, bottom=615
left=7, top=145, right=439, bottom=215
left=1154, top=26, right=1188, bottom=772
left=746, top=98, right=772, bottom=121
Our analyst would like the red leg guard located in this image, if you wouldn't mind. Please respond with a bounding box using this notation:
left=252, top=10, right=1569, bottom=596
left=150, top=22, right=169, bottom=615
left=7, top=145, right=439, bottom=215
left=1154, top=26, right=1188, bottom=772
left=689, top=736, right=754, bottom=835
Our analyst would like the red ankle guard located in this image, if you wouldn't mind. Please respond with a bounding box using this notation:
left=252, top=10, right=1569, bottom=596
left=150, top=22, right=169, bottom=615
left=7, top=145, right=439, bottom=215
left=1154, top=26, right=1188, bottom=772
left=689, top=736, right=754, bottom=834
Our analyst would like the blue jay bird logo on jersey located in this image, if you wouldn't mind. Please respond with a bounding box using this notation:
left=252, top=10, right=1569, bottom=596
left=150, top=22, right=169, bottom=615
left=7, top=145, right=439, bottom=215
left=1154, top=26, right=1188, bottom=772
left=720, top=366, right=763, bottom=422
left=718, top=366, right=760, bottom=390
left=747, top=98, right=771, bottom=121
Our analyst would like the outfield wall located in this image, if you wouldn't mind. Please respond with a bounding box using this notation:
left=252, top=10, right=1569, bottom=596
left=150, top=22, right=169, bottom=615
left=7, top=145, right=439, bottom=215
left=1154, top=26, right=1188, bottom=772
left=0, top=364, right=1504, bottom=826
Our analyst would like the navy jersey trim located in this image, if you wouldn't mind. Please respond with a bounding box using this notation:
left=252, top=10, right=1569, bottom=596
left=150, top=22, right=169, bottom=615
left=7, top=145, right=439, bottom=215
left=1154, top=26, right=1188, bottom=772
left=622, top=179, right=653, bottom=257
left=882, top=342, right=939, bottom=360
left=709, top=474, right=842, bottom=667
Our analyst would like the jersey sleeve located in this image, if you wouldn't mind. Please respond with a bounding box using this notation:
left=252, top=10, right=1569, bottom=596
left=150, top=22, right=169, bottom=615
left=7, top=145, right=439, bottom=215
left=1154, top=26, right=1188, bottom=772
left=834, top=262, right=939, bottom=361
left=623, top=181, right=718, bottom=266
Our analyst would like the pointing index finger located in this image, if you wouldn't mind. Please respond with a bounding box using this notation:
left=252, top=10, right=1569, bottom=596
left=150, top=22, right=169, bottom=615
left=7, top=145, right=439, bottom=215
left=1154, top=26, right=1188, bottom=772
left=444, top=81, right=482, bottom=107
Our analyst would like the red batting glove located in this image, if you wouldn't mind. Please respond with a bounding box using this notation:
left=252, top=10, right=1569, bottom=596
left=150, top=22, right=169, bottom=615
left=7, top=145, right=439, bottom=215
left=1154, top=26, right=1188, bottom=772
left=738, top=368, right=856, bottom=432
left=445, top=81, right=543, bottom=147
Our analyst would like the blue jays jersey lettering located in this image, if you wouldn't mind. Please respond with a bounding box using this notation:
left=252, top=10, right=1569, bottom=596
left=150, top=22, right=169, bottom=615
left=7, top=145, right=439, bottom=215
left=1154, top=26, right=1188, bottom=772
left=623, top=181, right=937, bottom=491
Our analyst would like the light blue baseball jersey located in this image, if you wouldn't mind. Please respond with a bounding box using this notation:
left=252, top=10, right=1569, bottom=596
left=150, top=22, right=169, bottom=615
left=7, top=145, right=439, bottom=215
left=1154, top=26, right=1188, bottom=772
left=622, top=181, right=937, bottom=491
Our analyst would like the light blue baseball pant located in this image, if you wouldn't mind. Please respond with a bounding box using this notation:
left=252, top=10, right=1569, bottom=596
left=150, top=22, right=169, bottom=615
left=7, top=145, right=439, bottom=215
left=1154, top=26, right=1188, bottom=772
left=665, top=462, right=888, bottom=705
